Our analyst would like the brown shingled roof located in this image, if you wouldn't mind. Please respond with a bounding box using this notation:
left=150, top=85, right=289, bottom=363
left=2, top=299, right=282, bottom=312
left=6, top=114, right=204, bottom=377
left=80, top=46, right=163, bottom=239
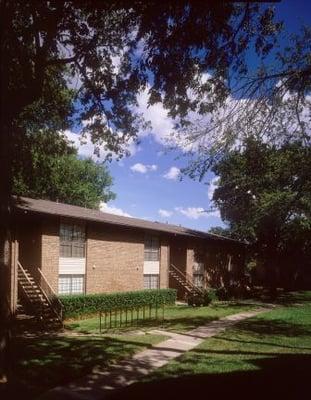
left=14, top=197, right=242, bottom=244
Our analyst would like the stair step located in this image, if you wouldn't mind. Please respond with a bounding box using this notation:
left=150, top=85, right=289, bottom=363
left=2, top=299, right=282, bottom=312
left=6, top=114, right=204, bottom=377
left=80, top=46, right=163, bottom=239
left=18, top=264, right=63, bottom=327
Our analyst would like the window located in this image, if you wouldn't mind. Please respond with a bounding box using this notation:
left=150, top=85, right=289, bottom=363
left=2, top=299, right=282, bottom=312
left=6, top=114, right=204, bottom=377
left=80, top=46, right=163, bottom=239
left=193, top=261, right=205, bottom=288
left=193, top=273, right=204, bottom=288
left=58, top=274, right=85, bottom=295
left=227, top=255, right=233, bottom=271
left=144, top=274, right=159, bottom=289
left=144, top=236, right=159, bottom=261
left=60, top=223, right=86, bottom=258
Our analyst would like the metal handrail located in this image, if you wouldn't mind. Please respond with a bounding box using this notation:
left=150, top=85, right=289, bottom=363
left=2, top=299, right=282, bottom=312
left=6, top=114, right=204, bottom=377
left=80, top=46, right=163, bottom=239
left=18, top=261, right=33, bottom=287
left=170, top=263, right=204, bottom=294
left=38, top=268, right=63, bottom=322
left=17, top=261, right=44, bottom=316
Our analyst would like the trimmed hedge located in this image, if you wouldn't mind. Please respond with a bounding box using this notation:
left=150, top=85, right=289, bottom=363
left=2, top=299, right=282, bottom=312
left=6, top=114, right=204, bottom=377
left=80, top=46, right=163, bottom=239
left=60, top=288, right=177, bottom=319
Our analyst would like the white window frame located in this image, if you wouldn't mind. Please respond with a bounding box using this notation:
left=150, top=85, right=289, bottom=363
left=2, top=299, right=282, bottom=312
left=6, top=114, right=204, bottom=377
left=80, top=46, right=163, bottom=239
left=144, top=274, right=159, bottom=289
left=193, top=273, right=205, bottom=288
left=60, top=223, right=86, bottom=258
left=144, top=235, right=160, bottom=262
left=58, top=274, right=85, bottom=295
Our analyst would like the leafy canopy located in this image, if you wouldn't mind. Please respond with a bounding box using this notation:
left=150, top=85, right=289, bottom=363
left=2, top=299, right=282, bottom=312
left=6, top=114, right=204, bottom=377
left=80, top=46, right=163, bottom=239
left=12, top=131, right=115, bottom=209
left=2, top=1, right=281, bottom=160
left=211, top=138, right=311, bottom=272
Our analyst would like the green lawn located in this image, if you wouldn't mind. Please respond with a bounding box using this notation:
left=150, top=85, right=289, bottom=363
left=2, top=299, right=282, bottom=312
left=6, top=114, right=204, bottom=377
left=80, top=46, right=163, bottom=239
left=66, top=301, right=260, bottom=334
left=111, top=291, right=311, bottom=399
left=5, top=292, right=311, bottom=400
left=4, top=333, right=165, bottom=400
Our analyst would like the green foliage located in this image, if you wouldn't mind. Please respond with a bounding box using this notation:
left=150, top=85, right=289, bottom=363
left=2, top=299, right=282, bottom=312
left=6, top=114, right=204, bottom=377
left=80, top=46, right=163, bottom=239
left=2, top=2, right=281, bottom=159
left=187, top=289, right=217, bottom=307
left=212, top=138, right=311, bottom=287
left=209, top=226, right=233, bottom=238
left=61, top=289, right=177, bottom=319
left=12, top=131, right=115, bottom=208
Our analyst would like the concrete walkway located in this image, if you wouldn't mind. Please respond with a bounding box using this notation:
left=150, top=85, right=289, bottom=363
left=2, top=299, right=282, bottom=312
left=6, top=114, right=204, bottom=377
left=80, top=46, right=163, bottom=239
left=40, top=307, right=272, bottom=400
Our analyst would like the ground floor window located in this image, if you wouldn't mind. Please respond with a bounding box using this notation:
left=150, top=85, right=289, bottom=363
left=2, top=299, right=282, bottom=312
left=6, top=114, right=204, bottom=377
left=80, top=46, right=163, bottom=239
left=193, top=273, right=205, bottom=288
left=144, top=274, right=159, bottom=289
left=58, top=274, right=85, bottom=295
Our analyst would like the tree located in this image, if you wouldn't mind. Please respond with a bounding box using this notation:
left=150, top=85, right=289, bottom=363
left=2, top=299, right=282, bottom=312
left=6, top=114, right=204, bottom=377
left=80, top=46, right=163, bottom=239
left=0, top=0, right=281, bottom=379
left=177, top=27, right=311, bottom=180
left=208, top=226, right=232, bottom=239
left=211, top=138, right=311, bottom=290
left=12, top=131, right=115, bottom=208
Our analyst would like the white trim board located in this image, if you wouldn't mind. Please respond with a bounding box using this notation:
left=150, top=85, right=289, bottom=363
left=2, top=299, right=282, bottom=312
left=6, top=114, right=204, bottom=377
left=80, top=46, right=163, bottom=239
left=59, top=257, right=86, bottom=274
left=144, top=261, right=160, bottom=274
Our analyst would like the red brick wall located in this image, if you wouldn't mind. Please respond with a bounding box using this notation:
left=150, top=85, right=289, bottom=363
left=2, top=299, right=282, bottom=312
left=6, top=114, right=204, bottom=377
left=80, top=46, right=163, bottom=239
left=41, top=218, right=59, bottom=292
left=160, top=237, right=169, bottom=288
left=19, top=214, right=245, bottom=296
left=85, top=223, right=145, bottom=294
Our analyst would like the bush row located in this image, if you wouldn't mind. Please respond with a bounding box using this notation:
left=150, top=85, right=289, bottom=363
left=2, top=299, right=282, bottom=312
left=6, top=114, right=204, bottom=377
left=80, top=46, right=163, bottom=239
left=61, top=288, right=177, bottom=318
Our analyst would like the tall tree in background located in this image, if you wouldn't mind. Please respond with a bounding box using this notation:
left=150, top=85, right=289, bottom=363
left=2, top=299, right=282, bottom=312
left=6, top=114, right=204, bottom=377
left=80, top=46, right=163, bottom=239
left=211, top=138, right=311, bottom=290
left=12, top=131, right=115, bottom=208
left=0, top=0, right=281, bottom=379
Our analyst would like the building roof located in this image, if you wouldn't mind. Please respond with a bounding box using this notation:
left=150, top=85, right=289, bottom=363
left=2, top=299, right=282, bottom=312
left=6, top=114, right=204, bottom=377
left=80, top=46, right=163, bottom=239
left=14, top=197, right=242, bottom=245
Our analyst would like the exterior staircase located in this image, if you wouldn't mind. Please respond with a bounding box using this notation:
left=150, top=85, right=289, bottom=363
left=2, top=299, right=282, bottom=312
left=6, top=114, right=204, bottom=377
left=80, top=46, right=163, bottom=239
left=169, top=263, right=204, bottom=297
left=17, top=262, right=63, bottom=330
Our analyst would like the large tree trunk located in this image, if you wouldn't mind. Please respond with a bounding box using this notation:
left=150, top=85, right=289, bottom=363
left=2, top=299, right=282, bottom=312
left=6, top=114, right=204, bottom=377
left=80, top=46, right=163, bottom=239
left=0, top=1, right=13, bottom=381
left=264, top=246, right=279, bottom=299
left=0, top=119, right=13, bottom=383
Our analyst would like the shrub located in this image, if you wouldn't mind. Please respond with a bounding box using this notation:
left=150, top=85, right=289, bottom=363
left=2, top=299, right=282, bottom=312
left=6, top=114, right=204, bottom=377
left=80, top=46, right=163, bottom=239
left=60, top=288, right=177, bottom=319
left=206, top=288, right=218, bottom=302
left=187, top=289, right=216, bottom=307
left=216, top=286, right=230, bottom=301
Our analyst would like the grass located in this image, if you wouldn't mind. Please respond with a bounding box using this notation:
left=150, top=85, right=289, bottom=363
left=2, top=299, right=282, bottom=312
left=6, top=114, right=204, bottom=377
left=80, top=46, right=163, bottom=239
left=5, top=292, right=311, bottom=400
left=3, top=333, right=165, bottom=400
left=111, top=291, right=311, bottom=400
left=66, top=301, right=260, bottom=334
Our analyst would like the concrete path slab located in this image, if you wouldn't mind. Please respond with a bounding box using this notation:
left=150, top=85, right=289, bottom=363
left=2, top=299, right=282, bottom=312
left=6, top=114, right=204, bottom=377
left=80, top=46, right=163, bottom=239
left=39, top=307, right=271, bottom=400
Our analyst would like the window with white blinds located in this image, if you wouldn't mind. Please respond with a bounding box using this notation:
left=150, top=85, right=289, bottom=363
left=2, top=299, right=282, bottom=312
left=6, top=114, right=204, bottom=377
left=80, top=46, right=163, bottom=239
left=58, top=274, right=85, bottom=295
left=144, top=274, right=159, bottom=289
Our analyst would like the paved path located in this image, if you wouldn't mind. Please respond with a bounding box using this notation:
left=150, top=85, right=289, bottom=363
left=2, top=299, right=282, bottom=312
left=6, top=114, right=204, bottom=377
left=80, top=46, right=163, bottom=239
left=40, top=307, right=272, bottom=400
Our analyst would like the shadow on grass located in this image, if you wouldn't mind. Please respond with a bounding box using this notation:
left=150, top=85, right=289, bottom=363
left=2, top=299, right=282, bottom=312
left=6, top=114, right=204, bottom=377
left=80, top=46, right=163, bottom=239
left=161, top=315, right=216, bottom=331
left=247, top=289, right=311, bottom=306
left=1, top=335, right=155, bottom=400
left=234, top=316, right=311, bottom=337
left=109, top=353, right=311, bottom=400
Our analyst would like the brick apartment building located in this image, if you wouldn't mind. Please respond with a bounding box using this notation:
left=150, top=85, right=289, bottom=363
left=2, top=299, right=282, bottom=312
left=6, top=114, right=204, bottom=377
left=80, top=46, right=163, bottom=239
left=10, top=197, right=246, bottom=311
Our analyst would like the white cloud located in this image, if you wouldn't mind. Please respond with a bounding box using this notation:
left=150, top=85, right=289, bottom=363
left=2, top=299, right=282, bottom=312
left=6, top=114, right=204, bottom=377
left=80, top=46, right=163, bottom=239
left=175, top=206, right=220, bottom=220
left=136, top=88, right=175, bottom=145
left=100, top=202, right=132, bottom=217
left=208, top=176, right=219, bottom=200
left=163, top=166, right=180, bottom=180
left=130, top=163, right=158, bottom=174
left=175, top=207, right=206, bottom=219
left=158, top=209, right=173, bottom=218
left=63, top=129, right=139, bottom=161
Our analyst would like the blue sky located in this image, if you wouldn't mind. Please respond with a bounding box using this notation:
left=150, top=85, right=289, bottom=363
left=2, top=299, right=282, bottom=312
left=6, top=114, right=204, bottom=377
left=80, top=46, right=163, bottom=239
left=67, top=0, right=310, bottom=232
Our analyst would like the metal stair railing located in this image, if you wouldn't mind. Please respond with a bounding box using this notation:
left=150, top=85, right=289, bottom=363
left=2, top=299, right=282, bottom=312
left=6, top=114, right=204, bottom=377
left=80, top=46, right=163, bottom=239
left=17, top=261, right=63, bottom=324
left=38, top=268, right=63, bottom=323
left=169, top=263, right=204, bottom=294
left=17, top=261, right=44, bottom=317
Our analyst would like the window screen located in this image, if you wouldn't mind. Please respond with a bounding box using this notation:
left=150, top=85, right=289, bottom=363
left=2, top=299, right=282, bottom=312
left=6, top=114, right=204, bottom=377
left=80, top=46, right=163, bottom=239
left=193, top=273, right=204, bottom=288
left=144, top=236, right=159, bottom=261
left=144, top=274, right=159, bottom=289
left=60, top=223, right=86, bottom=258
left=58, top=274, right=84, bottom=295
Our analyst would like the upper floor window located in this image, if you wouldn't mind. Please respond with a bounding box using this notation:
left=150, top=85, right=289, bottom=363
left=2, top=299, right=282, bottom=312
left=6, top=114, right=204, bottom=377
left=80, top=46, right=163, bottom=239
left=60, top=223, right=86, bottom=258
left=144, top=235, right=159, bottom=261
